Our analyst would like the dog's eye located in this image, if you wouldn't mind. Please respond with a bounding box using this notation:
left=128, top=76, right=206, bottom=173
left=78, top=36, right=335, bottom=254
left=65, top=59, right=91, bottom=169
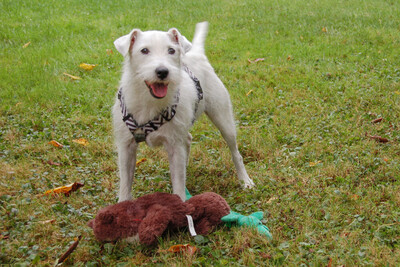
left=168, top=48, right=175, bottom=55
left=141, top=48, right=149, bottom=54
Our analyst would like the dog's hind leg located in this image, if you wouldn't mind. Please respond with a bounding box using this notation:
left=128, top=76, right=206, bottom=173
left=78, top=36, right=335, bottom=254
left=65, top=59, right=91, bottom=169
left=205, top=101, right=255, bottom=189
left=117, top=140, right=138, bottom=202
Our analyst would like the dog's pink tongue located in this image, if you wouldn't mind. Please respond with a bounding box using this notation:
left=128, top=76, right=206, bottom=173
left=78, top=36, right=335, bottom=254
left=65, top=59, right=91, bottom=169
left=150, top=83, right=168, bottom=98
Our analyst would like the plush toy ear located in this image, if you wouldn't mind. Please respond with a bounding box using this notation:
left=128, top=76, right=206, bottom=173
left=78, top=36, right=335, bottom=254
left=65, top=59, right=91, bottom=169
left=114, top=29, right=141, bottom=57
left=97, top=211, right=115, bottom=225
left=87, top=219, right=94, bottom=229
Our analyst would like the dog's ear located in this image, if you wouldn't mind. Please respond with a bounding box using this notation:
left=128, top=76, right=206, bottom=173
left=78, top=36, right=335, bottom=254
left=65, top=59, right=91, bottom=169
left=114, top=29, right=141, bottom=57
left=168, top=28, right=192, bottom=53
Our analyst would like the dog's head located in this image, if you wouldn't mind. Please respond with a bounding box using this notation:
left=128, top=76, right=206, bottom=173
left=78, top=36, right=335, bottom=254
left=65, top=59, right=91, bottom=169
left=114, top=27, right=191, bottom=99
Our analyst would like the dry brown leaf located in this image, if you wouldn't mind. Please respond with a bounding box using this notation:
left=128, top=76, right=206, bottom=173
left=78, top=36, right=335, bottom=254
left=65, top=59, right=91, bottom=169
left=39, top=219, right=56, bottom=224
left=106, top=49, right=113, bottom=55
left=43, top=160, right=61, bottom=166
left=168, top=244, right=198, bottom=255
left=79, top=63, right=97, bottom=71
left=49, top=140, right=64, bottom=148
left=72, top=138, right=89, bottom=146
left=63, top=72, right=81, bottom=80
left=136, top=158, right=147, bottom=166
left=267, top=196, right=277, bottom=203
left=43, top=182, right=84, bottom=197
left=309, top=161, right=322, bottom=167
left=327, top=257, right=332, bottom=267
left=57, top=235, right=82, bottom=265
left=23, top=42, right=31, bottom=48
left=371, top=117, right=383, bottom=123
left=322, top=27, right=327, bottom=33
left=350, top=194, right=359, bottom=200
left=247, top=58, right=265, bottom=64
left=366, top=133, right=389, bottom=143
left=246, top=90, right=254, bottom=96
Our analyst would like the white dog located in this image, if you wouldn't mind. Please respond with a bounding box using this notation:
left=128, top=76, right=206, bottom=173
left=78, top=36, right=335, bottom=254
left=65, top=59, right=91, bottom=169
left=112, top=22, right=254, bottom=202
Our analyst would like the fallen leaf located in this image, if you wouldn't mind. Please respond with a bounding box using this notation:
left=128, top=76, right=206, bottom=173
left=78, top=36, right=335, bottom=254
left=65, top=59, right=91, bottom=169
left=341, top=232, right=351, bottom=237
left=327, top=257, right=332, bottom=267
left=57, top=235, right=82, bottom=265
left=247, top=58, right=265, bottom=64
left=136, top=158, right=147, bottom=166
left=79, top=63, right=97, bottom=71
left=49, top=140, right=64, bottom=148
left=1, top=234, right=9, bottom=240
left=366, top=133, right=389, bottom=143
left=287, top=55, right=292, bottom=61
left=106, top=49, right=113, bottom=55
left=168, top=244, right=197, bottom=255
left=43, top=182, right=84, bottom=197
left=266, top=196, right=277, bottom=203
left=39, top=219, right=56, bottom=224
left=246, top=90, right=254, bottom=96
left=63, top=72, right=81, bottom=80
left=259, top=252, right=272, bottom=259
left=350, top=194, right=359, bottom=200
left=322, top=27, right=327, bottom=33
left=383, top=157, right=389, bottom=162
left=309, top=161, right=322, bottom=167
left=72, top=138, right=89, bottom=146
left=23, top=42, right=31, bottom=48
left=394, top=91, right=400, bottom=95
left=43, top=160, right=62, bottom=166
left=371, top=117, right=383, bottom=123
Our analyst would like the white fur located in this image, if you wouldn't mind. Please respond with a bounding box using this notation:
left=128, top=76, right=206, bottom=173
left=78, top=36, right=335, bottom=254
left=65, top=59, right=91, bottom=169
left=113, top=22, right=254, bottom=202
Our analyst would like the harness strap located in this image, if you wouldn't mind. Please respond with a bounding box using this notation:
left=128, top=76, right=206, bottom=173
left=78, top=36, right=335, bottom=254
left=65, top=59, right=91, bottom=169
left=118, top=65, right=203, bottom=143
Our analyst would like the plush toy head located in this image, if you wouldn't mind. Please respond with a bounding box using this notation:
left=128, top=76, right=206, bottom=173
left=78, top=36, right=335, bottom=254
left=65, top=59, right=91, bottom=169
left=88, top=192, right=230, bottom=245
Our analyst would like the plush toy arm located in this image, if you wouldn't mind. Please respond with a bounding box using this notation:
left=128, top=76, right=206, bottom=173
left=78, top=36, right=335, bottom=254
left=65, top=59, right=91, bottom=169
left=221, top=211, right=241, bottom=227
left=138, top=204, right=172, bottom=246
left=257, top=225, right=273, bottom=240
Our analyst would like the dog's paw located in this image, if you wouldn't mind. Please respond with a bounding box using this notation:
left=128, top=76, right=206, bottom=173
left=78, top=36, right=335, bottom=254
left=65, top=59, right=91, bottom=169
left=243, top=179, right=255, bottom=189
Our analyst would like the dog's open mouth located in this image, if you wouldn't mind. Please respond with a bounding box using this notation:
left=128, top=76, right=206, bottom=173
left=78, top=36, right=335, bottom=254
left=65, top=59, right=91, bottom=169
left=145, top=81, right=168, bottom=99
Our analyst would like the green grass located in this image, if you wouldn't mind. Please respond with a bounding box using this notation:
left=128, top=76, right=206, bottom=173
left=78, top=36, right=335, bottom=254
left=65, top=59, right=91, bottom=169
left=1, top=0, right=400, bottom=265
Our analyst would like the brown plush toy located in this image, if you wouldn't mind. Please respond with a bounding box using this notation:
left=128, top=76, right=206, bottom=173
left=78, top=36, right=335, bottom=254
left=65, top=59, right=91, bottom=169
left=88, top=192, right=230, bottom=246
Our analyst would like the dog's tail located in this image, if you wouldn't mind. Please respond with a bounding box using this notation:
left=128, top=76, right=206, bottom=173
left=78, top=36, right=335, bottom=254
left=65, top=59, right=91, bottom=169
left=190, top=21, right=208, bottom=55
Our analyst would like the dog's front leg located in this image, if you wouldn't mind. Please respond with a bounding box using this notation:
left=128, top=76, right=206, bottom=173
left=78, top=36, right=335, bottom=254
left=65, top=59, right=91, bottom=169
left=117, top=140, right=138, bottom=202
left=165, top=140, right=188, bottom=201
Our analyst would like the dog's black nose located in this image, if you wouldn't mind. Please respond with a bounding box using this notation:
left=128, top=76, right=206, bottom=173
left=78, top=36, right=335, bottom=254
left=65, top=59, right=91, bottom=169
left=155, top=67, right=169, bottom=80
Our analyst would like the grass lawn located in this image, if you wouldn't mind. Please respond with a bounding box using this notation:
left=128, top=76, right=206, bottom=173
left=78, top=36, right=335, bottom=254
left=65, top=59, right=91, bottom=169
left=1, top=0, right=400, bottom=265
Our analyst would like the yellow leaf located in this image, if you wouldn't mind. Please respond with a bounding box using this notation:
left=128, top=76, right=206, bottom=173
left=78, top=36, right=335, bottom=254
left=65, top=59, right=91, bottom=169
left=266, top=196, right=277, bottom=203
left=43, top=182, right=84, bottom=197
left=350, top=194, right=359, bottom=200
left=49, top=140, right=64, bottom=148
left=246, top=90, right=254, bottom=96
left=23, top=42, right=31, bottom=48
left=322, top=27, right=327, bottom=33
left=309, top=161, right=322, bottom=167
left=168, top=244, right=197, bottom=255
left=72, top=138, right=89, bottom=146
left=63, top=72, right=81, bottom=80
left=136, top=158, right=147, bottom=166
left=79, top=63, right=97, bottom=71
left=394, top=91, right=400, bottom=95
